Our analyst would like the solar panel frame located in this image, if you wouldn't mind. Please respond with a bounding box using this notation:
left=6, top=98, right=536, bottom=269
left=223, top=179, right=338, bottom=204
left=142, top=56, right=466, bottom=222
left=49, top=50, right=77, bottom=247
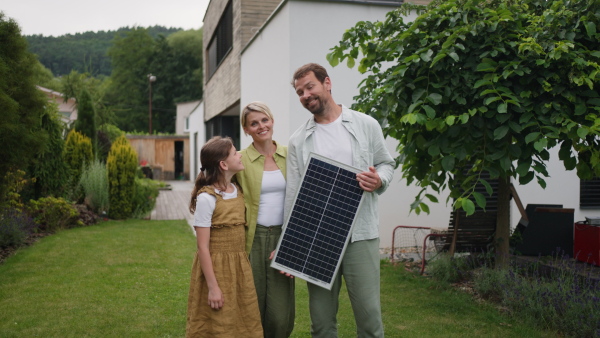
left=271, top=153, right=366, bottom=290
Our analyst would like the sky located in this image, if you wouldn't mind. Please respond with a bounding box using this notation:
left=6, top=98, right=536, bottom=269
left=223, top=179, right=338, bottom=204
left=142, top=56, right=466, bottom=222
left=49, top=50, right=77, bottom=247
left=1, top=0, right=211, bottom=37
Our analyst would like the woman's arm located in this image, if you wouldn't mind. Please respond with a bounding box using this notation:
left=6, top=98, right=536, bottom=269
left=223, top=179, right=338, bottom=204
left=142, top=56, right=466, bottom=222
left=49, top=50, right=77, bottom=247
left=195, top=227, right=224, bottom=309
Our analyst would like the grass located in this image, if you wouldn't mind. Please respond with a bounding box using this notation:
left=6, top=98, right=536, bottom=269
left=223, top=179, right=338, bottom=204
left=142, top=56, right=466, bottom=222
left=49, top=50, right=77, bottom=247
left=0, top=220, right=559, bottom=337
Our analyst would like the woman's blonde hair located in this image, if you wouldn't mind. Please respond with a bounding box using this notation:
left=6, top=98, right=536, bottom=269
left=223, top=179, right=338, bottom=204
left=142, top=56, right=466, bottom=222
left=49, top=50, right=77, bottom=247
left=241, top=101, right=274, bottom=132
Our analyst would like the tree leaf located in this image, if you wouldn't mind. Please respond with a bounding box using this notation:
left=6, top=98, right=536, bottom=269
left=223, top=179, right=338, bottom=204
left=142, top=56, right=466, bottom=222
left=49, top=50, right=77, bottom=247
left=585, top=21, right=597, bottom=38
left=493, top=125, right=509, bottom=140
left=525, top=132, right=540, bottom=144
left=462, top=198, right=475, bottom=215
left=428, top=93, right=442, bottom=105
left=346, top=56, right=355, bottom=68
left=442, top=155, right=455, bottom=171
left=472, top=191, right=486, bottom=209
left=425, top=194, right=439, bottom=203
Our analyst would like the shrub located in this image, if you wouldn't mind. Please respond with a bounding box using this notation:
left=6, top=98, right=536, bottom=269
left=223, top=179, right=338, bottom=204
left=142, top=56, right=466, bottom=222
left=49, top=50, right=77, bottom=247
left=426, top=253, right=472, bottom=284
left=29, top=108, right=70, bottom=199
left=131, top=178, right=160, bottom=219
left=27, top=197, right=83, bottom=232
left=0, top=169, right=32, bottom=212
left=64, top=129, right=93, bottom=188
left=79, top=160, right=109, bottom=214
left=73, top=204, right=99, bottom=226
left=0, top=208, right=38, bottom=248
left=107, top=135, right=138, bottom=219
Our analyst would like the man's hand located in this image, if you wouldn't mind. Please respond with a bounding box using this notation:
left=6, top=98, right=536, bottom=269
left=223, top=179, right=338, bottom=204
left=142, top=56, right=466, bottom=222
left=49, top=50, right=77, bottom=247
left=357, top=166, right=382, bottom=192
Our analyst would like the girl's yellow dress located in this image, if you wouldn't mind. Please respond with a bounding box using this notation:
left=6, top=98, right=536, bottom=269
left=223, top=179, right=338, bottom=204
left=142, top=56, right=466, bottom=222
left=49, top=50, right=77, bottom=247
left=186, top=185, right=263, bottom=337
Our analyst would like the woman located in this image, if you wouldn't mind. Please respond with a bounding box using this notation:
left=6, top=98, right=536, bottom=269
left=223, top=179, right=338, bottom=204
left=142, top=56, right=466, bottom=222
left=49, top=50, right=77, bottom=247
left=235, top=101, right=295, bottom=338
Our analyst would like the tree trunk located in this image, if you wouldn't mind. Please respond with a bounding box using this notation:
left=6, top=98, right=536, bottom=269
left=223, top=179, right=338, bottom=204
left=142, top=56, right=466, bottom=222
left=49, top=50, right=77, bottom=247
left=494, top=176, right=511, bottom=268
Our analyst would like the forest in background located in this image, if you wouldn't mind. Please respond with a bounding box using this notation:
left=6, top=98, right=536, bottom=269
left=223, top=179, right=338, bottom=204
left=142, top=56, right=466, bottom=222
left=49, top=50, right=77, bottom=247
left=25, top=26, right=181, bottom=77
left=25, top=25, right=203, bottom=134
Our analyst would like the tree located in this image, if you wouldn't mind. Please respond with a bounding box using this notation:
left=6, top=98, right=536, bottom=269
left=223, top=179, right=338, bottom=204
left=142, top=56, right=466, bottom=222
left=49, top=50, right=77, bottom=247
left=107, top=28, right=156, bottom=132
left=74, top=88, right=98, bottom=156
left=61, top=70, right=115, bottom=128
left=0, top=13, right=49, bottom=202
left=328, top=0, right=600, bottom=265
left=147, top=30, right=203, bottom=133
left=29, top=103, right=70, bottom=199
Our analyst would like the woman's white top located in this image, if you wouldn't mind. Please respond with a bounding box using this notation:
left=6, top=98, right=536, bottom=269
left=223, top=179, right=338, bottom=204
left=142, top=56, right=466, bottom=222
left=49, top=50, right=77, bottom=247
left=193, top=184, right=238, bottom=228
left=257, top=169, right=286, bottom=226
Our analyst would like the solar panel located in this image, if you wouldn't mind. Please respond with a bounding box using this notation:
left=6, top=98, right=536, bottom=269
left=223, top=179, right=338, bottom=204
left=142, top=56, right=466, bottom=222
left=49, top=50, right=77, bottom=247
left=271, top=153, right=365, bottom=290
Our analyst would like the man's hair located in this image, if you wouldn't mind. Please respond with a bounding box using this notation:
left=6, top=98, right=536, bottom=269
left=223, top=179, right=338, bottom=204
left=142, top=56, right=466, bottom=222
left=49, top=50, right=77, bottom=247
left=291, top=63, right=330, bottom=88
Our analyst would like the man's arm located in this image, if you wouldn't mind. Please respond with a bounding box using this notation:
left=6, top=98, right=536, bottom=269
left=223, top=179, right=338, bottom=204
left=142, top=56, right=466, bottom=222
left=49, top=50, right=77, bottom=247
left=370, top=121, right=395, bottom=194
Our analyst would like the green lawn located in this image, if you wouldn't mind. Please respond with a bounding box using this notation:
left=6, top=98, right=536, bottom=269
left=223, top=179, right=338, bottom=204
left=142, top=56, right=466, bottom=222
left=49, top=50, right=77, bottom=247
left=0, top=220, right=557, bottom=337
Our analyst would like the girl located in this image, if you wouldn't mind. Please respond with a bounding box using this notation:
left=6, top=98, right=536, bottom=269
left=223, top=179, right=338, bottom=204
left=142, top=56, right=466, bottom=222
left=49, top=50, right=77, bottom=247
left=235, top=101, right=295, bottom=337
left=186, top=136, right=263, bottom=338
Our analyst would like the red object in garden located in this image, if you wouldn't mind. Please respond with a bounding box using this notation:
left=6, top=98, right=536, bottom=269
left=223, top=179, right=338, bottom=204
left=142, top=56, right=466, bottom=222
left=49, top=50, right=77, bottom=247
left=574, top=222, right=600, bottom=267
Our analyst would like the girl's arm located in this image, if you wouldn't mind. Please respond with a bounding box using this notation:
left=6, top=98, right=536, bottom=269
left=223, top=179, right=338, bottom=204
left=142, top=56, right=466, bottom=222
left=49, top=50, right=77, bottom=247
left=195, top=227, right=224, bottom=309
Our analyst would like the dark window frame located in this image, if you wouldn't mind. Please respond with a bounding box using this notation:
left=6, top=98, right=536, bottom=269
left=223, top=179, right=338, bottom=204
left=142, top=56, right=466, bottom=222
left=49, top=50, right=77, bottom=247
left=580, top=176, right=600, bottom=209
left=206, top=1, right=233, bottom=78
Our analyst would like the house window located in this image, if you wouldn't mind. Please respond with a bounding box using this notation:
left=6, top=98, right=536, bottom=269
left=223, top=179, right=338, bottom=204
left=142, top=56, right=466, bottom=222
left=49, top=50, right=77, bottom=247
left=206, top=115, right=240, bottom=150
left=207, top=1, right=233, bottom=78
left=580, top=176, right=600, bottom=209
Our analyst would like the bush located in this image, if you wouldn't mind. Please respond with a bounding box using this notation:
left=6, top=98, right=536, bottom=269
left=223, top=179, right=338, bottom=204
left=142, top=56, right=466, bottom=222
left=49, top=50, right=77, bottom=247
left=107, top=135, right=138, bottom=219
left=0, top=169, right=31, bottom=212
left=64, top=129, right=93, bottom=189
left=79, top=160, right=109, bottom=214
left=0, top=209, right=38, bottom=248
left=426, top=253, right=473, bottom=284
left=29, top=108, right=70, bottom=200
left=131, top=178, right=160, bottom=219
left=27, top=197, right=83, bottom=232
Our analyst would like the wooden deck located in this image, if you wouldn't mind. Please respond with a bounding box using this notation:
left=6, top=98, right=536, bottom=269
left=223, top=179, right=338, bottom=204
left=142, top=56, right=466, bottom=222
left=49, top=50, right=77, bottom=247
left=150, top=180, right=194, bottom=229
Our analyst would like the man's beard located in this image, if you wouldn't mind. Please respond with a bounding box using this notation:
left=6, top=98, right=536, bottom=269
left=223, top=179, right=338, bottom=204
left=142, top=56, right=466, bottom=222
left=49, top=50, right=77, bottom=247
left=304, top=96, right=325, bottom=116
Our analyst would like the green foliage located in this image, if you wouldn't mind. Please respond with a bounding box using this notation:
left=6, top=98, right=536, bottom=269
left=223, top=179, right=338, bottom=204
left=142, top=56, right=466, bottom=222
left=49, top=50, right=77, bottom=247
left=74, top=88, right=98, bottom=155
left=0, top=13, right=49, bottom=201
left=328, top=0, right=600, bottom=216
left=426, top=253, right=472, bottom=283
left=79, top=160, right=109, bottom=214
left=131, top=178, right=160, bottom=219
left=471, top=258, right=600, bottom=336
left=25, top=26, right=182, bottom=77
left=0, top=209, right=38, bottom=248
left=107, top=28, right=156, bottom=132
left=64, top=130, right=94, bottom=188
left=0, top=170, right=32, bottom=212
left=27, top=197, right=83, bottom=232
left=97, top=124, right=125, bottom=162
left=106, top=28, right=203, bottom=133
left=29, top=106, right=70, bottom=199
left=31, top=59, right=61, bottom=91
left=61, top=70, right=115, bottom=127
left=107, top=136, right=138, bottom=219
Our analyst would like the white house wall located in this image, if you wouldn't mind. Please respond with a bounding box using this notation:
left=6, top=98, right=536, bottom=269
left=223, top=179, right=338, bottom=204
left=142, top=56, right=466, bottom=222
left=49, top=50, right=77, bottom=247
left=239, top=0, right=599, bottom=250
left=241, top=1, right=454, bottom=250
left=187, top=101, right=206, bottom=181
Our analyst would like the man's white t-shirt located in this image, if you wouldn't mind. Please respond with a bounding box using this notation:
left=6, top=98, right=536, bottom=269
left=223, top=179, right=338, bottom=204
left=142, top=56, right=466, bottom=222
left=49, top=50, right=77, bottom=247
left=313, top=114, right=353, bottom=166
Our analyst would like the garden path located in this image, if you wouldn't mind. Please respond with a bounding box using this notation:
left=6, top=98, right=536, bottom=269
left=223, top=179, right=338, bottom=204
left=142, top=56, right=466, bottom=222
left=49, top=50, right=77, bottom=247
left=150, top=180, right=194, bottom=230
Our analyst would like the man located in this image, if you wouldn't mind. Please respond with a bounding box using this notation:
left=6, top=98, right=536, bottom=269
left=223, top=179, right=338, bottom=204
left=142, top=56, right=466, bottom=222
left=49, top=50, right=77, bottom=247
left=285, top=63, right=395, bottom=337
